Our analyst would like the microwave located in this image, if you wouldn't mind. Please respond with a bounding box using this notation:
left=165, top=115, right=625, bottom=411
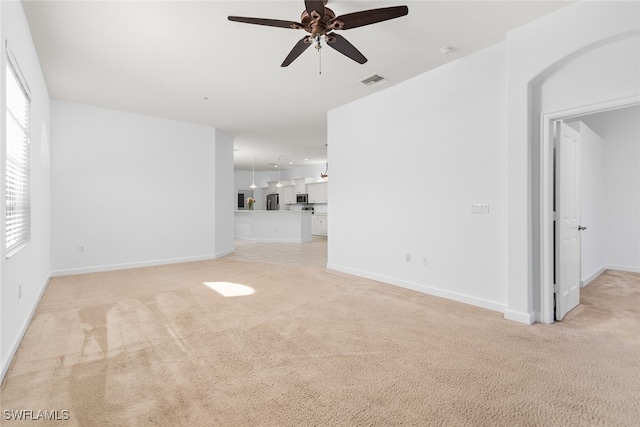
left=296, top=194, right=308, bottom=204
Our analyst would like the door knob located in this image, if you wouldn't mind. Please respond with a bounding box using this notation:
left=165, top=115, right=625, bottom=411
left=578, top=225, right=587, bottom=231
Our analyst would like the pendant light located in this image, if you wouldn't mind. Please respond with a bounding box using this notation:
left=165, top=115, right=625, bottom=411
left=275, top=155, right=283, bottom=188
left=250, top=158, right=257, bottom=189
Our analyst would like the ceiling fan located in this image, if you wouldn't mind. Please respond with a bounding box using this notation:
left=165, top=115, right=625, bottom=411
left=228, top=0, right=409, bottom=67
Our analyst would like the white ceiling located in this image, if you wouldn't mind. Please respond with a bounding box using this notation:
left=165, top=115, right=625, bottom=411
left=22, top=0, right=573, bottom=171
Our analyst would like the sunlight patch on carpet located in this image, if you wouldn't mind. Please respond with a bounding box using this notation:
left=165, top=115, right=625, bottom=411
left=203, top=282, right=255, bottom=297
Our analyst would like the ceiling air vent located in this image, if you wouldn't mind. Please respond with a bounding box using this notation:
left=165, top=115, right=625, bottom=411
left=359, top=73, right=387, bottom=86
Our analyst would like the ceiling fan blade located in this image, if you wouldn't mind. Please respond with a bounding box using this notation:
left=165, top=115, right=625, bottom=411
left=228, top=16, right=302, bottom=30
left=281, top=36, right=313, bottom=67
left=329, top=6, right=409, bottom=31
left=325, top=33, right=367, bottom=64
left=305, top=0, right=325, bottom=19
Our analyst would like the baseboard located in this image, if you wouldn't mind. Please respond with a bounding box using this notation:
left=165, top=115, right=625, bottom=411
left=581, top=267, right=606, bottom=287
left=50, top=253, right=227, bottom=277
left=215, top=248, right=235, bottom=258
left=326, top=263, right=506, bottom=314
left=235, top=237, right=312, bottom=243
left=1, top=276, right=50, bottom=385
left=503, top=309, right=535, bottom=325
left=605, top=264, right=640, bottom=274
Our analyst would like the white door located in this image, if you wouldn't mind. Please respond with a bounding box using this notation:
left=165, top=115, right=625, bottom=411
left=555, top=121, right=582, bottom=320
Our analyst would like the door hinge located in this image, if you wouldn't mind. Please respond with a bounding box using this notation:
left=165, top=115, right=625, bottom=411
left=553, top=283, right=560, bottom=294
left=553, top=211, right=558, bottom=221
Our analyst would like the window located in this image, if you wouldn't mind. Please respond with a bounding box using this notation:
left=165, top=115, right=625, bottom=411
left=5, top=58, right=31, bottom=256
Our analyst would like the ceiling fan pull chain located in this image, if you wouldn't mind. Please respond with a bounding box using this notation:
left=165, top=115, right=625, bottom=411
left=313, top=35, right=322, bottom=75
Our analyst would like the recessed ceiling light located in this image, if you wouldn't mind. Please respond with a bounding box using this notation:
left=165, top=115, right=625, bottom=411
left=304, top=158, right=309, bottom=161
left=289, top=161, right=293, bottom=165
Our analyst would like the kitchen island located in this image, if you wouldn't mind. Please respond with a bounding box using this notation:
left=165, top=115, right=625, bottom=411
left=234, top=210, right=312, bottom=243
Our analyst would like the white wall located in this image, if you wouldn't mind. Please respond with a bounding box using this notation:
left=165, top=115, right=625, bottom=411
left=590, top=107, right=640, bottom=272
left=506, top=0, right=640, bottom=323
left=575, top=106, right=640, bottom=285
left=531, top=33, right=640, bottom=320
left=538, top=36, right=640, bottom=114
left=573, top=107, right=640, bottom=283
left=234, top=163, right=325, bottom=191
left=1, top=0, right=51, bottom=382
left=578, top=122, right=607, bottom=284
left=51, top=101, right=232, bottom=275
left=328, top=1, right=640, bottom=323
left=328, top=42, right=508, bottom=312
left=214, top=129, right=235, bottom=256
left=280, top=164, right=326, bottom=183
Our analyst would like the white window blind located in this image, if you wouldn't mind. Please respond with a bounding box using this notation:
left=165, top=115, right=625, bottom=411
left=6, top=60, right=31, bottom=256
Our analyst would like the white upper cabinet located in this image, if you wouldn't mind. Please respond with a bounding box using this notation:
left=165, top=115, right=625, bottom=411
left=307, top=181, right=328, bottom=203
left=266, top=181, right=278, bottom=194
left=294, top=177, right=315, bottom=194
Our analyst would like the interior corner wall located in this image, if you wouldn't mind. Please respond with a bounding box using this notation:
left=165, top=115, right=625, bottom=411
left=505, top=0, right=640, bottom=323
left=50, top=101, right=221, bottom=275
left=575, top=108, right=640, bottom=282
left=214, top=128, right=234, bottom=257
left=1, top=0, right=51, bottom=382
left=591, top=107, right=640, bottom=272
left=578, top=122, right=607, bottom=283
left=327, top=42, right=508, bottom=313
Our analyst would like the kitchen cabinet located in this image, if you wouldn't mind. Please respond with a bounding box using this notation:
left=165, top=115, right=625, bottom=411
left=282, top=185, right=296, bottom=204
left=307, top=181, right=328, bottom=203
left=294, top=177, right=315, bottom=194
left=312, top=214, right=328, bottom=237
left=266, top=181, right=278, bottom=195
left=235, top=211, right=312, bottom=242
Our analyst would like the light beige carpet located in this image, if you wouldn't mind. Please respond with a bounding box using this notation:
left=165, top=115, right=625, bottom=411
left=1, top=246, right=639, bottom=426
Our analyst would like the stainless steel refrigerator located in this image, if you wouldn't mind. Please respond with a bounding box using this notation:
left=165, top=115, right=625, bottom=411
left=266, top=193, right=279, bottom=210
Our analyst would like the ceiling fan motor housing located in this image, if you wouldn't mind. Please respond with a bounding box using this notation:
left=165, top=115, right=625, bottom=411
left=301, top=7, right=337, bottom=36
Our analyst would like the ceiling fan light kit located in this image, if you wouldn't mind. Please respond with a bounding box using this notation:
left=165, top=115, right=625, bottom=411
left=321, top=162, right=329, bottom=181
left=228, top=0, right=409, bottom=68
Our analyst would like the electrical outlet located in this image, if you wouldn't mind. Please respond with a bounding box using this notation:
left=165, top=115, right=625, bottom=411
left=79, top=245, right=85, bottom=253
left=422, top=256, right=428, bottom=266
left=18, top=284, right=22, bottom=299
left=405, top=253, right=411, bottom=262
left=470, top=203, right=490, bottom=214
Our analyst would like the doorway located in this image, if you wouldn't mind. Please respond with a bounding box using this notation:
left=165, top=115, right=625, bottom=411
left=540, top=97, right=640, bottom=323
